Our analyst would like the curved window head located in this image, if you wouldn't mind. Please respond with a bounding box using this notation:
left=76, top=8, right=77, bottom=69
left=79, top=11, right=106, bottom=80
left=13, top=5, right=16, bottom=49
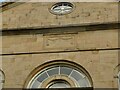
left=0, top=70, right=5, bottom=89
left=114, top=64, right=120, bottom=90
left=25, top=60, right=93, bottom=89
left=118, top=71, right=120, bottom=90
left=47, top=79, right=71, bottom=88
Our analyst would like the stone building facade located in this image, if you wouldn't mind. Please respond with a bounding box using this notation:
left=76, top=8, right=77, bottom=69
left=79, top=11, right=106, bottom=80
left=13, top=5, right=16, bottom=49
left=0, top=2, right=120, bottom=89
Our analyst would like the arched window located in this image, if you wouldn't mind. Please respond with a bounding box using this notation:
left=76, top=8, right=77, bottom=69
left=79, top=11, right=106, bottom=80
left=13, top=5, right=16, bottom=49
left=0, top=70, right=5, bottom=89
left=118, top=71, right=120, bottom=90
left=24, top=60, right=93, bottom=89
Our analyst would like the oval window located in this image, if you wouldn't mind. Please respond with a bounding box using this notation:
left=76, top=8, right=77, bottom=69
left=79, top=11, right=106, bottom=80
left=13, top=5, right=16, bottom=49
left=50, top=2, right=74, bottom=15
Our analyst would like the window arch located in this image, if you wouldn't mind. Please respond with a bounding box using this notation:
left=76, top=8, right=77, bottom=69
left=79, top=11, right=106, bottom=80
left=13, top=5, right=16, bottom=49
left=118, top=71, right=120, bottom=90
left=0, top=69, right=5, bottom=89
left=24, top=60, right=93, bottom=89
left=114, top=64, right=120, bottom=90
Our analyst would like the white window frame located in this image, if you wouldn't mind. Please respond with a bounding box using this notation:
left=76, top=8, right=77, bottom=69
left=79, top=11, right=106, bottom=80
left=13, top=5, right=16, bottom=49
left=50, top=2, right=74, bottom=15
left=0, top=70, right=5, bottom=90
left=118, top=71, right=120, bottom=90
left=27, top=66, right=92, bottom=88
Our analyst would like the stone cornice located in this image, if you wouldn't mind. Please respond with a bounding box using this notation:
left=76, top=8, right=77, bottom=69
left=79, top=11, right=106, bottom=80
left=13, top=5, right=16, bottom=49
left=1, top=22, right=120, bottom=36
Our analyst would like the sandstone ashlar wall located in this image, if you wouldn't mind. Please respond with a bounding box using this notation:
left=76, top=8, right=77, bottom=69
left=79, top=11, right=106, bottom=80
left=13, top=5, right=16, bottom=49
left=2, top=50, right=118, bottom=88
left=2, top=30, right=118, bottom=54
left=2, top=2, right=118, bottom=29
left=1, top=2, right=119, bottom=89
left=1, top=29, right=119, bottom=88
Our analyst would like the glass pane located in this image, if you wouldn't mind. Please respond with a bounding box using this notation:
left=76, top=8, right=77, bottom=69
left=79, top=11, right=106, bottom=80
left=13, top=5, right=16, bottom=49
left=32, top=80, right=41, bottom=88
left=78, top=77, right=90, bottom=87
left=37, top=72, right=48, bottom=82
left=47, top=67, right=59, bottom=76
left=70, top=70, right=84, bottom=81
left=60, top=67, right=72, bottom=75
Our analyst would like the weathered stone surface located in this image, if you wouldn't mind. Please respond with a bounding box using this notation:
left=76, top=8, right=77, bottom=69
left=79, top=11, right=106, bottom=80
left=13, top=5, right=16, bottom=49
left=1, top=2, right=119, bottom=89
left=2, top=29, right=118, bottom=54
left=2, top=2, right=118, bottom=29
left=2, top=50, right=118, bottom=88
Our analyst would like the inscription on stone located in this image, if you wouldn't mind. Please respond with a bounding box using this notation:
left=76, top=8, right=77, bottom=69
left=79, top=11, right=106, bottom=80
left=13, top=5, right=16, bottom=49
left=44, top=34, right=76, bottom=49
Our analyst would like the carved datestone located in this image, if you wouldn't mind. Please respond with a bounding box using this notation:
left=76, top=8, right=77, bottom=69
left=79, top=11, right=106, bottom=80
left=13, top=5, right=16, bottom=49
left=44, top=34, right=76, bottom=50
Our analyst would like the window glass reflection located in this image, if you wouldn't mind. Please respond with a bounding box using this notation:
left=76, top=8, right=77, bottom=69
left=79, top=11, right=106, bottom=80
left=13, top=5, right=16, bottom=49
left=32, top=80, right=41, bottom=88
left=71, top=70, right=84, bottom=81
left=60, top=67, right=72, bottom=75
left=27, top=65, right=92, bottom=88
left=47, top=67, right=59, bottom=76
left=37, top=72, right=48, bottom=82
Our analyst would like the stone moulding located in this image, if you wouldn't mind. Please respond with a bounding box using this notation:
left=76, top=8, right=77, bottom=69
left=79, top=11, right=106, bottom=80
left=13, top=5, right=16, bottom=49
left=1, top=22, right=120, bottom=36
